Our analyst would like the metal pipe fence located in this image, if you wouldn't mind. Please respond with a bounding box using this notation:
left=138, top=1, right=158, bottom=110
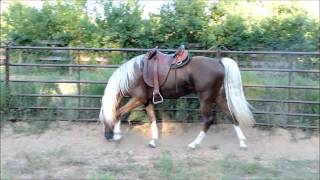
left=1, top=46, right=319, bottom=129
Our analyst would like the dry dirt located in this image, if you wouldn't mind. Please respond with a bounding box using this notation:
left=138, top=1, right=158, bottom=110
left=1, top=122, right=319, bottom=180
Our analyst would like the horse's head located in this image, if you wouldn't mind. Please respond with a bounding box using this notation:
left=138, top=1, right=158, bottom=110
left=104, top=123, right=114, bottom=140
left=99, top=55, right=145, bottom=141
left=99, top=108, right=115, bottom=140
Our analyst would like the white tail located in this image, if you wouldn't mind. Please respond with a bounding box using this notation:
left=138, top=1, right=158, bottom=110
left=221, top=58, right=255, bottom=127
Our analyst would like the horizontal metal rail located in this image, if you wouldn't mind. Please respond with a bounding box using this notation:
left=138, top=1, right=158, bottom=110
left=11, top=93, right=320, bottom=105
left=13, top=94, right=102, bottom=98
left=244, top=84, right=319, bottom=90
left=9, top=63, right=119, bottom=68
left=5, top=118, right=170, bottom=125
left=10, top=79, right=107, bottom=84
left=2, top=46, right=320, bottom=55
left=9, top=106, right=197, bottom=112
left=248, top=99, right=320, bottom=104
left=8, top=63, right=320, bottom=73
left=9, top=79, right=320, bottom=90
left=253, top=111, right=320, bottom=117
left=9, top=106, right=320, bottom=117
left=254, top=122, right=318, bottom=129
left=240, top=68, right=320, bottom=73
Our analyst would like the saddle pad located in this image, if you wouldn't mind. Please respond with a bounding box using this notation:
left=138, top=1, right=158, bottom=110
left=143, top=52, right=171, bottom=88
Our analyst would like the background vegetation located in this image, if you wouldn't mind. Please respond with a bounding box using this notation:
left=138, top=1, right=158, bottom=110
left=1, top=0, right=319, bottom=51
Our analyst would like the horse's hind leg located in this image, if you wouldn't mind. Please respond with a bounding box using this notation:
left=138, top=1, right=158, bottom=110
left=145, top=103, right=158, bottom=148
left=216, top=92, right=247, bottom=148
left=188, top=92, right=215, bottom=149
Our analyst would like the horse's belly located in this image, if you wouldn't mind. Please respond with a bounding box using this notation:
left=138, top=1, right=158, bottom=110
left=160, top=70, right=195, bottom=98
left=160, top=85, right=194, bottom=98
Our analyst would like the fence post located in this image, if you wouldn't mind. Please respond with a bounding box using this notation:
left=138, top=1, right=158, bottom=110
left=77, top=51, right=81, bottom=120
left=287, top=60, right=296, bottom=127
left=4, top=45, right=10, bottom=117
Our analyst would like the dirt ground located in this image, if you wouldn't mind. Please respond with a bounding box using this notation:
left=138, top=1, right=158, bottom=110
left=1, top=122, right=319, bottom=180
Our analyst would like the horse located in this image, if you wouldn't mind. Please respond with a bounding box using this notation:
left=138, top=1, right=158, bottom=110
left=99, top=51, right=254, bottom=149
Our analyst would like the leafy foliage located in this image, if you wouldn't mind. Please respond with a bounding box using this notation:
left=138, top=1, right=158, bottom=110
left=1, top=0, right=319, bottom=50
left=2, top=0, right=97, bottom=46
left=152, top=0, right=209, bottom=48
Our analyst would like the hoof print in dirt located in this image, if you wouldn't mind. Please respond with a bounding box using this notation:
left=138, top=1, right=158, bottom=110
left=240, top=146, right=248, bottom=150
left=210, top=145, right=219, bottom=150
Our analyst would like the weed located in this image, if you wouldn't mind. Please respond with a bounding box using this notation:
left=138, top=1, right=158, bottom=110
left=206, top=155, right=319, bottom=180
left=156, top=151, right=199, bottom=180
left=89, top=172, right=115, bottom=180
left=20, top=153, right=51, bottom=174
left=10, top=121, right=51, bottom=134
left=158, top=151, right=174, bottom=179
left=0, top=167, right=14, bottom=180
left=62, top=157, right=88, bottom=166
left=271, top=158, right=319, bottom=179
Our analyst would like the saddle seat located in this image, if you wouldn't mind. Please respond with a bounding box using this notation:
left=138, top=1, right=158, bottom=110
left=143, top=45, right=189, bottom=104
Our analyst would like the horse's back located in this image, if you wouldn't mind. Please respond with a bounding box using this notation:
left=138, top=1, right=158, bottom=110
left=189, top=56, right=223, bottom=72
left=188, top=56, right=225, bottom=92
left=160, top=56, right=225, bottom=98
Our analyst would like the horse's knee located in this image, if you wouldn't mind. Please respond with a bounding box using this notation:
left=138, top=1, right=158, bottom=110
left=205, top=119, right=214, bottom=126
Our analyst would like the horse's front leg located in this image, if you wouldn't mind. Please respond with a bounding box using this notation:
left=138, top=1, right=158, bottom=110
left=145, top=103, right=158, bottom=148
left=114, top=98, right=143, bottom=141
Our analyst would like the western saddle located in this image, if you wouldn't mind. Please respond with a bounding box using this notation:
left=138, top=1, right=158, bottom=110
left=143, top=45, right=190, bottom=104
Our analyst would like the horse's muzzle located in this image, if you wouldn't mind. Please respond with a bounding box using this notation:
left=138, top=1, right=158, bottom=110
left=105, top=131, right=114, bottom=140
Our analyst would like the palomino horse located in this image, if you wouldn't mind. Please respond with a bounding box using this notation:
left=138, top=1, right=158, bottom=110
left=99, top=50, right=254, bottom=149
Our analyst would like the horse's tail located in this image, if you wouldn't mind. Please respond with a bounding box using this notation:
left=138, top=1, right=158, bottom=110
left=221, top=58, right=255, bottom=127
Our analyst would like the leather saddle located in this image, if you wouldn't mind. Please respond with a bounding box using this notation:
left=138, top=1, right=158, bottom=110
left=143, top=45, right=190, bottom=104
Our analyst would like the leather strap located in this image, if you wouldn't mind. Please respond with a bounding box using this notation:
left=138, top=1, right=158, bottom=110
left=153, top=57, right=160, bottom=95
left=175, top=69, right=178, bottom=93
left=152, top=57, right=163, bottom=104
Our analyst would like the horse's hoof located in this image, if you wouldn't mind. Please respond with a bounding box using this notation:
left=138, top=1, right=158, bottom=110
left=240, top=141, right=247, bottom=149
left=149, top=140, right=157, bottom=148
left=113, top=134, right=123, bottom=142
left=188, top=142, right=196, bottom=149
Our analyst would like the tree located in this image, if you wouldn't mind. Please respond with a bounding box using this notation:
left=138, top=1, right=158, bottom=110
left=2, top=0, right=318, bottom=51
left=2, top=0, right=97, bottom=46
left=96, top=0, right=146, bottom=48
left=205, top=0, right=319, bottom=51
left=152, top=0, right=209, bottom=48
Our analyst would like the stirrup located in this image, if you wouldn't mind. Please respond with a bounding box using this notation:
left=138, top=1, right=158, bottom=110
left=153, top=93, right=164, bottom=104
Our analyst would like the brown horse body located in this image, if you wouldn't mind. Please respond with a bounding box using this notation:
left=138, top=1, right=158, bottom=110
left=130, top=56, right=223, bottom=100
left=100, top=54, right=254, bottom=149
